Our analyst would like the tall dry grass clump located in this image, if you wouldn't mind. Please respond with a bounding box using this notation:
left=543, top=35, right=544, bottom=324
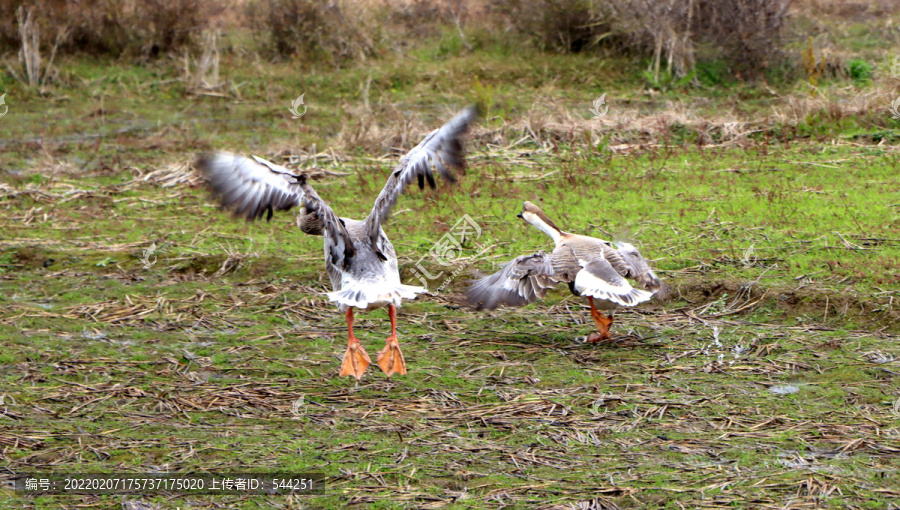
left=604, top=0, right=698, bottom=80
left=491, top=0, right=789, bottom=79
left=692, top=0, right=789, bottom=77
left=336, top=101, right=427, bottom=153
left=0, top=0, right=217, bottom=56
left=7, top=6, right=64, bottom=88
left=183, top=29, right=226, bottom=94
left=490, top=0, right=609, bottom=53
left=248, top=0, right=381, bottom=62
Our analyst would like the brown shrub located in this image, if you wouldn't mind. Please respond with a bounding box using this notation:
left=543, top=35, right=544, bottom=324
left=248, top=0, right=380, bottom=62
left=693, top=0, right=789, bottom=78
left=490, top=0, right=790, bottom=79
left=389, top=0, right=444, bottom=39
left=0, top=0, right=217, bottom=56
left=489, top=0, right=610, bottom=53
left=794, top=0, right=900, bottom=19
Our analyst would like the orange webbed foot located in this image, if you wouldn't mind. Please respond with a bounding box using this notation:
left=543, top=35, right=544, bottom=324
left=587, top=330, right=612, bottom=343
left=339, top=342, right=372, bottom=380
left=376, top=336, right=407, bottom=377
left=587, top=299, right=614, bottom=342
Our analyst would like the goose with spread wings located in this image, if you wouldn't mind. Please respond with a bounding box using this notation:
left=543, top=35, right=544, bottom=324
left=198, top=106, right=477, bottom=379
left=467, top=201, right=663, bottom=342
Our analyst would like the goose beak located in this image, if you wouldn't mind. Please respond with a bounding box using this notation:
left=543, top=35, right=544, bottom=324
left=516, top=212, right=524, bottom=219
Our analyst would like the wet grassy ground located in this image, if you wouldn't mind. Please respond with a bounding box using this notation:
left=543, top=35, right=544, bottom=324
left=2, top=133, right=899, bottom=508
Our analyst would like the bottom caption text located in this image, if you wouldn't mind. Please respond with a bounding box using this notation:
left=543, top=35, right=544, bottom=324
left=15, top=473, right=324, bottom=495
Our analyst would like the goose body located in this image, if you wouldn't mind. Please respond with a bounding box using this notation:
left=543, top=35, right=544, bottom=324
left=467, top=201, right=662, bottom=341
left=198, top=106, right=477, bottom=377
left=322, top=217, right=421, bottom=311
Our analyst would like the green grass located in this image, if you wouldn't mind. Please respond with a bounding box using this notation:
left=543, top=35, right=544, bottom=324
left=1, top=25, right=900, bottom=508
left=2, top=138, right=898, bottom=508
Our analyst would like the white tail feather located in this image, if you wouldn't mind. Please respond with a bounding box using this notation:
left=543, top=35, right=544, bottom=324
left=327, top=283, right=425, bottom=309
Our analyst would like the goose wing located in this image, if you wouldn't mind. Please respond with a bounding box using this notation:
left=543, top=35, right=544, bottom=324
left=197, top=152, right=305, bottom=221
left=364, top=106, right=478, bottom=248
left=197, top=152, right=355, bottom=268
left=466, top=251, right=559, bottom=310
left=612, top=242, right=662, bottom=291
left=573, top=256, right=654, bottom=307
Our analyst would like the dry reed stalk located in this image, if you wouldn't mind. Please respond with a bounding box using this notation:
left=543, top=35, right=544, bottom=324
left=186, top=29, right=224, bottom=93
left=10, top=6, right=65, bottom=89
left=16, top=7, right=39, bottom=87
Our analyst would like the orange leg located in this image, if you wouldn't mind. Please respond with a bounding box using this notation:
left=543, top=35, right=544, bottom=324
left=587, top=296, right=614, bottom=343
left=376, top=305, right=407, bottom=377
left=338, top=308, right=371, bottom=380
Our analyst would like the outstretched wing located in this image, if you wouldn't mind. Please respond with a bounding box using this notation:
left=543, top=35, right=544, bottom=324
left=611, top=242, right=662, bottom=292
left=364, top=106, right=478, bottom=246
left=197, top=152, right=355, bottom=268
left=613, top=242, right=668, bottom=300
left=196, top=152, right=305, bottom=221
left=466, top=251, right=558, bottom=310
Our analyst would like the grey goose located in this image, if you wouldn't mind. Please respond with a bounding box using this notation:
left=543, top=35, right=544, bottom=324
left=467, top=201, right=662, bottom=341
left=197, top=106, right=477, bottom=378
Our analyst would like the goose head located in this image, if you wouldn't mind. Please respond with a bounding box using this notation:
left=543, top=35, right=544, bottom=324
left=517, top=201, right=563, bottom=242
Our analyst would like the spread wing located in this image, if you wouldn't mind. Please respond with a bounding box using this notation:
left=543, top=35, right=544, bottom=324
left=612, top=243, right=662, bottom=291
left=197, top=152, right=305, bottom=221
left=613, top=242, right=667, bottom=299
left=466, top=251, right=559, bottom=310
left=364, top=106, right=478, bottom=246
left=196, top=152, right=355, bottom=269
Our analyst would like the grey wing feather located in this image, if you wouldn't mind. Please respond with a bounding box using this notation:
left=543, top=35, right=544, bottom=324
left=612, top=244, right=662, bottom=291
left=601, top=245, right=633, bottom=278
left=364, top=106, right=478, bottom=246
left=548, top=244, right=584, bottom=284
left=197, top=152, right=304, bottom=221
left=293, top=178, right=356, bottom=270
left=582, top=258, right=630, bottom=288
left=466, top=251, right=558, bottom=310
left=197, top=151, right=355, bottom=268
